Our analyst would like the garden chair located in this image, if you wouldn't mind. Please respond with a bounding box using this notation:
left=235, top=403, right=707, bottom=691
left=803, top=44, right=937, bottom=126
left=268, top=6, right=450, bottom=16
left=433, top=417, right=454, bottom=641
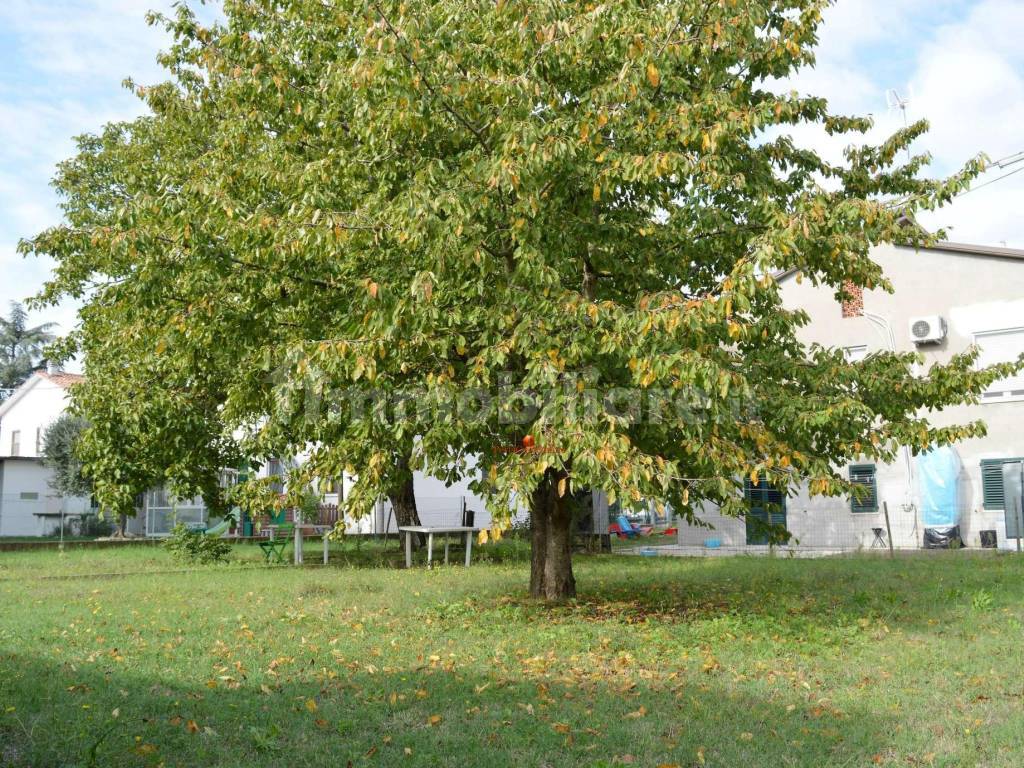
left=259, top=523, right=294, bottom=564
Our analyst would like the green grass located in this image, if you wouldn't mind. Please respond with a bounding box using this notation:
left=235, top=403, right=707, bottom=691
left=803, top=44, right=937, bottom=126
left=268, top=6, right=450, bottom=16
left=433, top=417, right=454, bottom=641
left=2, top=546, right=1023, bottom=767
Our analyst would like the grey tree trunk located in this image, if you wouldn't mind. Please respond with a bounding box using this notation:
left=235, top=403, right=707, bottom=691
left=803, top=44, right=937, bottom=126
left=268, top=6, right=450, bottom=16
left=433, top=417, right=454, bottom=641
left=528, top=468, right=576, bottom=600
left=388, top=454, right=425, bottom=548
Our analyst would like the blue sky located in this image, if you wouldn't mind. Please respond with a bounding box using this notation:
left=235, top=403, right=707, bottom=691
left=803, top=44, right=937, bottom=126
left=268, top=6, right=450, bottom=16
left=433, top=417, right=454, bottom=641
left=1, top=0, right=1022, bottom=341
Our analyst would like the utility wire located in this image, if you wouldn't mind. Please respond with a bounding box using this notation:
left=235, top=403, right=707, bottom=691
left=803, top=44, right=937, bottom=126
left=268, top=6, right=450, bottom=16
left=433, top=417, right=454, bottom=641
left=957, top=164, right=1024, bottom=198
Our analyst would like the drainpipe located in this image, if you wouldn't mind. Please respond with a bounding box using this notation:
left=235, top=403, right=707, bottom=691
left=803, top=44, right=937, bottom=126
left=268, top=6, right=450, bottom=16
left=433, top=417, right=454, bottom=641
left=862, top=310, right=916, bottom=506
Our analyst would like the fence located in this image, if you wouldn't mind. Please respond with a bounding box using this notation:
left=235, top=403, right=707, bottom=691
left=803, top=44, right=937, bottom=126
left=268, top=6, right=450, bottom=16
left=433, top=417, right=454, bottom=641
left=672, top=498, right=1024, bottom=555
left=0, top=495, right=97, bottom=538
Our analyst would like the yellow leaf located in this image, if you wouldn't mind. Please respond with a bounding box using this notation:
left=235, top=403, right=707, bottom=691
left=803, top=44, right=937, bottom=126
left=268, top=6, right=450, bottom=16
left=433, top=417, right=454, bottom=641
left=367, top=280, right=379, bottom=299
left=186, top=719, right=200, bottom=734
left=557, top=477, right=567, bottom=497
left=552, top=723, right=571, bottom=734
left=740, top=732, right=754, bottom=741
left=625, top=705, right=647, bottom=719
left=593, top=184, right=601, bottom=202
left=404, top=747, right=413, bottom=755
left=477, top=529, right=489, bottom=545
left=305, top=698, right=318, bottom=712
left=428, top=714, right=442, bottom=726
left=646, top=62, right=660, bottom=88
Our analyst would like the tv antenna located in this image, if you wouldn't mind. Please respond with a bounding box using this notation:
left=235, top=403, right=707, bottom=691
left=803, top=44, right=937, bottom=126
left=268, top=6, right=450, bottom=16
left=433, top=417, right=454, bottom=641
left=886, top=88, right=912, bottom=161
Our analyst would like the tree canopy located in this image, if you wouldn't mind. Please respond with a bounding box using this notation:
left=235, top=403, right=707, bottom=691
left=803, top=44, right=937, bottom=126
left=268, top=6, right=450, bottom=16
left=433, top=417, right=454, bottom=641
left=24, top=0, right=1022, bottom=598
left=0, top=302, right=56, bottom=395
left=41, top=414, right=93, bottom=499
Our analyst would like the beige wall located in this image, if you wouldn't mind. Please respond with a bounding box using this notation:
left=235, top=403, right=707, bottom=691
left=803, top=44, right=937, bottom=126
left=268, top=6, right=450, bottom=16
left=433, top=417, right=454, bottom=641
left=679, top=244, right=1024, bottom=551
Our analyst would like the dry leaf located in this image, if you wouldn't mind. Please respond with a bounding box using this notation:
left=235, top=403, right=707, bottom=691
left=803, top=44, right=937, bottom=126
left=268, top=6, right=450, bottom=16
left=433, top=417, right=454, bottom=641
left=186, top=719, right=200, bottom=734
left=552, top=723, right=571, bottom=734
left=428, top=714, right=442, bottom=726
left=305, top=699, right=318, bottom=712
left=646, top=62, right=660, bottom=88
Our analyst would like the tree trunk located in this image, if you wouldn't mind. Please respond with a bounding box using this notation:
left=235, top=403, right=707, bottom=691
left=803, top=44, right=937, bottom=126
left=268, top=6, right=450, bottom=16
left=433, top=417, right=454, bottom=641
left=388, top=453, right=425, bottom=548
left=116, top=512, right=128, bottom=538
left=529, top=468, right=576, bottom=601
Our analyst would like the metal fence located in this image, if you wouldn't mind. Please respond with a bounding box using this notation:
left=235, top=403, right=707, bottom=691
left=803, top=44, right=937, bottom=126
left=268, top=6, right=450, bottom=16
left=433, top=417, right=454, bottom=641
left=674, top=500, right=1021, bottom=555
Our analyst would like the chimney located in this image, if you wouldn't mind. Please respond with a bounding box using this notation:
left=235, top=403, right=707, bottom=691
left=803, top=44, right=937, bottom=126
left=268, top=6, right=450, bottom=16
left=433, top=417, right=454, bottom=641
left=841, top=282, right=864, bottom=318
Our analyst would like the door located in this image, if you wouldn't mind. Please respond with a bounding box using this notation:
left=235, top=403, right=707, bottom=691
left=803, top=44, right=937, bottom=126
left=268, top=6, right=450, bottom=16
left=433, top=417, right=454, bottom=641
left=1003, top=461, right=1024, bottom=540
left=745, top=480, right=787, bottom=545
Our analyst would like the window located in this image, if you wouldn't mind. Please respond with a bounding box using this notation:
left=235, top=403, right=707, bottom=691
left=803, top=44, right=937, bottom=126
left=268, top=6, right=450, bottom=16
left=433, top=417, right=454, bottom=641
left=36, top=427, right=42, bottom=455
left=975, top=328, right=1024, bottom=402
left=981, top=458, right=1024, bottom=510
left=10, top=430, right=20, bottom=456
left=744, top=480, right=787, bottom=545
left=849, top=464, right=878, bottom=513
left=844, top=345, right=868, bottom=363
left=19, top=491, right=38, bottom=501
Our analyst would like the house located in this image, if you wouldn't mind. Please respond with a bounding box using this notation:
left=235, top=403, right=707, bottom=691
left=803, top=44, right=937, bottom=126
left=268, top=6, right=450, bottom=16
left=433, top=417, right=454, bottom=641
left=0, top=370, right=500, bottom=537
left=0, top=369, right=94, bottom=536
left=677, top=240, right=1024, bottom=553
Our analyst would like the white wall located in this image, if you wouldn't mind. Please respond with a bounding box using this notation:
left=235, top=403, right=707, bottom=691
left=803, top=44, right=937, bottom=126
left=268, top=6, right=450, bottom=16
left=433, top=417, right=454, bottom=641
left=0, top=375, right=74, bottom=460
left=677, top=244, right=1024, bottom=551
left=0, top=459, right=92, bottom=537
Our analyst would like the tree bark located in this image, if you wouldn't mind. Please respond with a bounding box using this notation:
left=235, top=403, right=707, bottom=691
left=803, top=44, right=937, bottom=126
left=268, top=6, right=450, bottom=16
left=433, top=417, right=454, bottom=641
left=116, top=512, right=128, bottom=538
left=529, top=468, right=576, bottom=601
left=388, top=453, right=425, bottom=548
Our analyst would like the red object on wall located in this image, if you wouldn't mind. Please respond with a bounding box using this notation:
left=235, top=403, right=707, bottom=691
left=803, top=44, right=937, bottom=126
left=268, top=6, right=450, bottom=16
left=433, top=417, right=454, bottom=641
left=522, top=435, right=535, bottom=448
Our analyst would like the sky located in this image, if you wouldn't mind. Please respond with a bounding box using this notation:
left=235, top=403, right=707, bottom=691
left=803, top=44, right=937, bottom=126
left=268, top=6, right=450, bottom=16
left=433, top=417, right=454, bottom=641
left=0, top=0, right=1022, bottom=342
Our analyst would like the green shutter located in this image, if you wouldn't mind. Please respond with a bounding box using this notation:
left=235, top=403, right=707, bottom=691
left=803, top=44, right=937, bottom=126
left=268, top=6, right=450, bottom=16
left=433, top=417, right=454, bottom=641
left=745, top=481, right=787, bottom=544
left=981, top=459, right=1024, bottom=510
left=849, top=464, right=877, bottom=513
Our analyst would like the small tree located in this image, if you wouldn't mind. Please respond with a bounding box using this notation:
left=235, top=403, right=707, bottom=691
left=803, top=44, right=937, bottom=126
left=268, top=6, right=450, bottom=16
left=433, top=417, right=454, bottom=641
left=41, top=414, right=92, bottom=498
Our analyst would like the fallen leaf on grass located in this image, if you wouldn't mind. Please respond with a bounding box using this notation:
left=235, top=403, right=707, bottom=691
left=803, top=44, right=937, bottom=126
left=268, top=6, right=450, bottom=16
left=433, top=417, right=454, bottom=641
left=552, top=723, right=571, bottom=734
left=305, top=699, right=318, bottom=712
left=625, top=706, right=647, bottom=719
left=186, top=720, right=200, bottom=734
left=428, top=715, right=442, bottom=726
left=740, top=732, right=753, bottom=741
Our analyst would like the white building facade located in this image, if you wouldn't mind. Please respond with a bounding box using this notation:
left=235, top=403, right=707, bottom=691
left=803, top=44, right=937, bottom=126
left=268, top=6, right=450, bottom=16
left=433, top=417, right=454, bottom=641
left=677, top=241, right=1024, bottom=553
left=0, top=371, right=94, bottom=536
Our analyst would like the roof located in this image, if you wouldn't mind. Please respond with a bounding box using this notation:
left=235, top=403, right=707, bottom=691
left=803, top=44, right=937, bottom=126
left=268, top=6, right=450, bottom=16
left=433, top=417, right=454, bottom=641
left=37, top=371, right=84, bottom=389
left=773, top=239, right=1024, bottom=282
left=0, top=370, right=82, bottom=421
left=920, top=240, right=1024, bottom=262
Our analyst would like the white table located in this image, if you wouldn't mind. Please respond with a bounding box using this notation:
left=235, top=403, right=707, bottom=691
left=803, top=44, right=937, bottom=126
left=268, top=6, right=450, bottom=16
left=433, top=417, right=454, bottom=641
left=399, top=526, right=479, bottom=568
left=265, top=524, right=333, bottom=565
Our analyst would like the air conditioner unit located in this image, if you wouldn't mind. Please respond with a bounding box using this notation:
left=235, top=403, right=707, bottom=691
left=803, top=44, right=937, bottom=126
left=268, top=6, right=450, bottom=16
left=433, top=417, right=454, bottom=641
left=909, top=315, right=947, bottom=345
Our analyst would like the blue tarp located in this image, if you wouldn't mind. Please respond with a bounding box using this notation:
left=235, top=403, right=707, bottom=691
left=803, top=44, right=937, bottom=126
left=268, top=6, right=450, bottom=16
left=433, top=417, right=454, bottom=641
left=917, top=446, right=962, bottom=528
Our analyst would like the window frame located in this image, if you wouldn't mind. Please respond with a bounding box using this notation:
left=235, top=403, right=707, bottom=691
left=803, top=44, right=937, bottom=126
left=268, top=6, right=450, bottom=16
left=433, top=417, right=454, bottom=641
left=848, top=464, right=878, bottom=513
left=974, top=327, right=1024, bottom=403
left=843, top=345, right=869, bottom=363
left=10, top=430, right=20, bottom=457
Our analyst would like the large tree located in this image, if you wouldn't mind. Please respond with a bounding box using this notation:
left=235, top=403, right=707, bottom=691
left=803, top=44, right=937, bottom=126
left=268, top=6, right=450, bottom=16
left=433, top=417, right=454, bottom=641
left=0, top=302, right=56, bottom=394
left=25, top=1, right=1021, bottom=599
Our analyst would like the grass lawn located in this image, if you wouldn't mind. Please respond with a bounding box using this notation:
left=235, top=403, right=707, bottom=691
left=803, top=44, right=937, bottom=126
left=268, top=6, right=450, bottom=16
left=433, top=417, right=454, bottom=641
left=2, top=545, right=1023, bottom=767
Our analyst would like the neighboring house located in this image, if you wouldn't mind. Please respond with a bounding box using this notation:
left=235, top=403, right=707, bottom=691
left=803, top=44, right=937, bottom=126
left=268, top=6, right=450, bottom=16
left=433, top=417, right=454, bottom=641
left=0, top=370, right=94, bottom=536
left=678, top=240, right=1024, bottom=552
left=0, top=370, right=501, bottom=537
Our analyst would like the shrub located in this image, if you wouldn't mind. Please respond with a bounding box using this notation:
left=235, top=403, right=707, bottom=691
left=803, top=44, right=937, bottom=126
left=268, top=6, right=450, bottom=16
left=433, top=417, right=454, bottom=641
left=164, top=523, right=232, bottom=565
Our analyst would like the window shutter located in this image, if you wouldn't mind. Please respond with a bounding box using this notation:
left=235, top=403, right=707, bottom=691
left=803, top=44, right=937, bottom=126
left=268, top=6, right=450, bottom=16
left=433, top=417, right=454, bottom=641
left=849, top=465, right=877, bottom=513
left=981, top=459, right=1023, bottom=510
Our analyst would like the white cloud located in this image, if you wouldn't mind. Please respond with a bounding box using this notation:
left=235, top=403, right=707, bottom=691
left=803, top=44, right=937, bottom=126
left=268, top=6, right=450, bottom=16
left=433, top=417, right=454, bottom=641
left=783, top=0, right=1024, bottom=248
